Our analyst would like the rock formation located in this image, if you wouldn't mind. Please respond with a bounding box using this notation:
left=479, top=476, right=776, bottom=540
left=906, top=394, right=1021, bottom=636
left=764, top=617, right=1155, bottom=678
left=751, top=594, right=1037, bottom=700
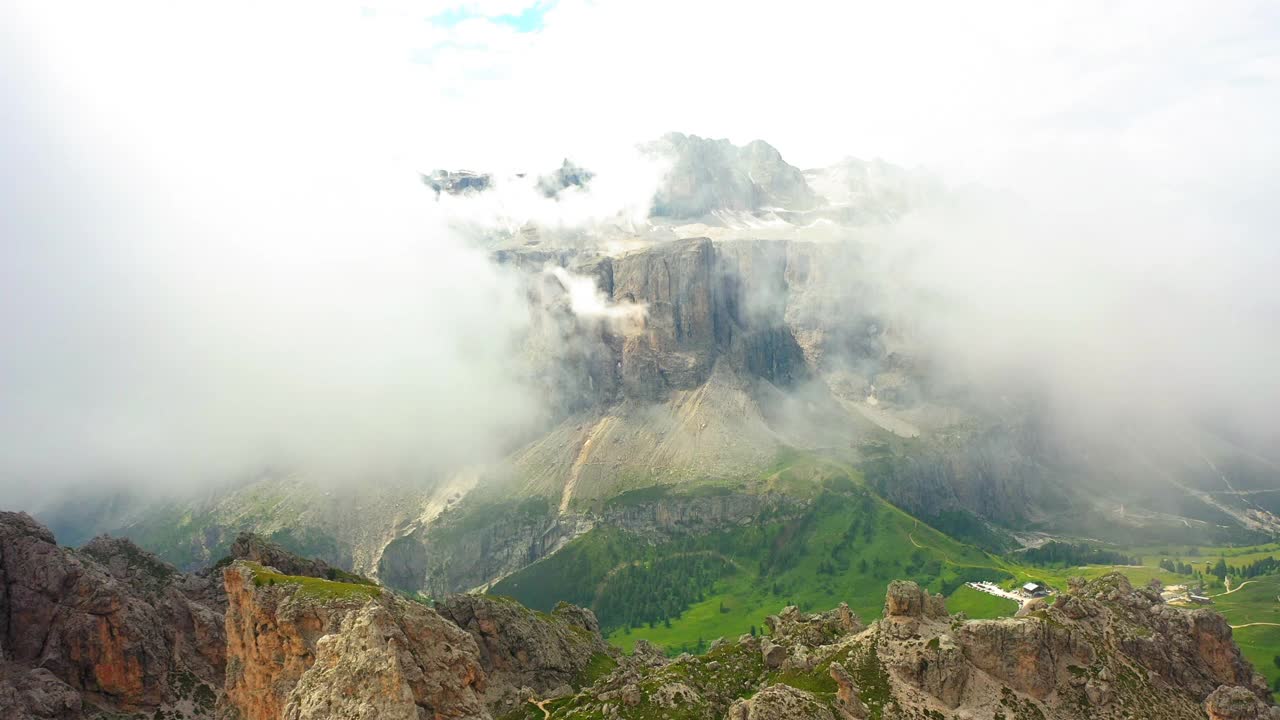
left=0, top=511, right=224, bottom=718
left=530, top=574, right=1277, bottom=720
left=221, top=560, right=487, bottom=720
left=434, top=595, right=612, bottom=713
left=5, top=511, right=1278, bottom=720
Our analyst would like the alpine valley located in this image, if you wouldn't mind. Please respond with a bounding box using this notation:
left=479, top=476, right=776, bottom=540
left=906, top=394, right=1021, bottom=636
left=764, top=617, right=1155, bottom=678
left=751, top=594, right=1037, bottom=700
left=13, top=134, right=1280, bottom=719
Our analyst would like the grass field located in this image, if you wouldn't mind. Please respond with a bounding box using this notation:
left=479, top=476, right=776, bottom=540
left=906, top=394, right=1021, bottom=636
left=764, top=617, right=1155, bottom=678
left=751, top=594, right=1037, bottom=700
left=945, top=585, right=1019, bottom=619
left=490, top=449, right=1280, bottom=695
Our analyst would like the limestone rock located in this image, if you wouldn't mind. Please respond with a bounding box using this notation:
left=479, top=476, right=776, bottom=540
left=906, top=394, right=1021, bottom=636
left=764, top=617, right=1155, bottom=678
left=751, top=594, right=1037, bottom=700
left=828, top=662, right=867, bottom=719
left=0, top=512, right=224, bottom=714
left=652, top=681, right=700, bottom=708
left=765, top=602, right=862, bottom=648
left=893, top=632, right=968, bottom=707
left=726, top=684, right=835, bottom=720
left=434, top=594, right=610, bottom=712
left=282, top=600, right=487, bottom=720
left=222, top=561, right=488, bottom=720
left=883, top=580, right=948, bottom=620
left=227, top=532, right=337, bottom=580
left=760, top=639, right=787, bottom=669
left=0, top=665, right=82, bottom=720
left=1205, top=685, right=1280, bottom=720
left=959, top=617, right=1092, bottom=699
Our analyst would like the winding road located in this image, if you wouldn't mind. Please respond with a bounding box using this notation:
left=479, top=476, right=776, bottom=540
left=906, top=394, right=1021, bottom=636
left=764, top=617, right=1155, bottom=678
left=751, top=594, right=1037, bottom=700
left=1212, top=580, right=1259, bottom=597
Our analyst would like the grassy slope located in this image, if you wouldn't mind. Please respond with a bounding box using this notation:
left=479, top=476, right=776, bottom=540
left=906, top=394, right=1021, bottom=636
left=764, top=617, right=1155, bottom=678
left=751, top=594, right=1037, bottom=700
left=497, top=451, right=1024, bottom=653
left=500, top=455, right=1280, bottom=691
left=246, top=562, right=383, bottom=601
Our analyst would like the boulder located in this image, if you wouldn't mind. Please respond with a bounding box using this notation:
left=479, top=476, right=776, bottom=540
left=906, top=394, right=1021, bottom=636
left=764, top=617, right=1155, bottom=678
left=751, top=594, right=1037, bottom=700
left=726, top=684, right=835, bottom=720
left=1205, top=685, right=1280, bottom=720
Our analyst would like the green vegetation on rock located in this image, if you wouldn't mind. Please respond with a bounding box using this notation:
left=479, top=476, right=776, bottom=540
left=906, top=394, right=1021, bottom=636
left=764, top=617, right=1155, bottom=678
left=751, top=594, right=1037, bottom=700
left=247, top=562, right=382, bottom=601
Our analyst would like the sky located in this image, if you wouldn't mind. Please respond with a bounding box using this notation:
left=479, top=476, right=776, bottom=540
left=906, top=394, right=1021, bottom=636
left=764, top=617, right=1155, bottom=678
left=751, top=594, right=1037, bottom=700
left=1, top=1, right=1278, bottom=507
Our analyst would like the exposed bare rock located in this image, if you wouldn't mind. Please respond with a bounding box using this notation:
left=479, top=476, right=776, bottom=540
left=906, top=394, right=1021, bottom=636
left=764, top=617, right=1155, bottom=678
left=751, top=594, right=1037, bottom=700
left=883, top=580, right=947, bottom=620
left=630, top=639, right=669, bottom=668
left=227, top=532, right=336, bottom=580
left=894, top=631, right=969, bottom=707
left=432, top=594, right=611, bottom=713
left=765, top=603, right=862, bottom=649
left=547, top=574, right=1276, bottom=720
left=421, top=169, right=490, bottom=197
left=828, top=662, right=867, bottom=719
left=760, top=639, right=787, bottom=669
left=1206, top=685, right=1280, bottom=720
left=959, top=616, right=1092, bottom=699
left=282, top=600, right=487, bottom=720
left=221, top=561, right=488, bottom=720
left=651, top=681, right=700, bottom=708
left=726, top=684, right=835, bottom=720
left=646, top=133, right=820, bottom=219
left=0, top=664, right=82, bottom=720
left=0, top=512, right=223, bottom=717
left=613, top=237, right=719, bottom=399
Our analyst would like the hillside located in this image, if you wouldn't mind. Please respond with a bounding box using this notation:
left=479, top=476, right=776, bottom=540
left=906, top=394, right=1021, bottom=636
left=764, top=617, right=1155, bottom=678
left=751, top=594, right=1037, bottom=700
left=5, top=511, right=1277, bottom=720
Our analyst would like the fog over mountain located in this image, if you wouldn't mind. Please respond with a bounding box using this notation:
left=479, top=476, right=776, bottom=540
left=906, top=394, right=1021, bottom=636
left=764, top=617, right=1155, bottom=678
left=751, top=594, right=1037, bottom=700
left=2, top=0, right=1279, bottom=520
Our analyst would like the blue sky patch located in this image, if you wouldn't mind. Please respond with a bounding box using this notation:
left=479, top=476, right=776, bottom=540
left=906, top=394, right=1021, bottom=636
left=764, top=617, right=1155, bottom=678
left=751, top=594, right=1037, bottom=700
left=430, top=1, right=552, bottom=33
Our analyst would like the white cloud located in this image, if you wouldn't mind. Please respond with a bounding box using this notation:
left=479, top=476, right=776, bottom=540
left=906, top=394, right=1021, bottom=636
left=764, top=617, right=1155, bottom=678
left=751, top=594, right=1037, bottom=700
left=1, top=0, right=1278, bottom=505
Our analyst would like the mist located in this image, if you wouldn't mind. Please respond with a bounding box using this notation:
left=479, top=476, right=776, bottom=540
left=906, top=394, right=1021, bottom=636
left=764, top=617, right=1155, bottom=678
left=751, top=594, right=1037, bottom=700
left=2, top=1, right=1279, bottom=512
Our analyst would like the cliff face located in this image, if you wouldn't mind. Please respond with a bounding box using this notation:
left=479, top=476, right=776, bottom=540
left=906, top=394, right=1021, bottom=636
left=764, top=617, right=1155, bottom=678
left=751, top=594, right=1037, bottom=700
left=220, top=561, right=488, bottom=720
left=379, top=511, right=594, bottom=597
left=0, top=511, right=224, bottom=718
left=508, top=237, right=824, bottom=411
left=221, top=553, right=617, bottom=720
left=435, top=594, right=611, bottom=713
left=4, top=514, right=1279, bottom=720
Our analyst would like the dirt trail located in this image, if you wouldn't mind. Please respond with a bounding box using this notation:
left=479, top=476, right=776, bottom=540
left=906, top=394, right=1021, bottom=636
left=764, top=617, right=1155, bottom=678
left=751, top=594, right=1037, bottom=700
left=907, top=521, right=953, bottom=564
left=1230, top=622, right=1280, bottom=629
left=1212, top=580, right=1258, bottom=597
left=529, top=698, right=551, bottom=720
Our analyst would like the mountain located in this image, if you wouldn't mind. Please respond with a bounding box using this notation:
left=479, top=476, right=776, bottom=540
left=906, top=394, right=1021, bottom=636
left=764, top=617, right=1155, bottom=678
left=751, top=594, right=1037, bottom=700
left=4, top=511, right=1276, bottom=719
left=29, top=132, right=1280, bottom=657
left=0, top=511, right=226, bottom=718
left=645, top=133, right=820, bottom=219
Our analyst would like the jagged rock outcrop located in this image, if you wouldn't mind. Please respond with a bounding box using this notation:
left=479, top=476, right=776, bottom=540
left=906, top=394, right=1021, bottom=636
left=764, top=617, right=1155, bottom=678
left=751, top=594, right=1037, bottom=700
left=646, top=133, right=819, bottom=218
left=539, top=575, right=1276, bottom=720
left=221, top=561, right=488, bottom=720
left=765, top=604, right=862, bottom=649
left=422, top=169, right=490, bottom=197
left=0, top=512, right=224, bottom=718
left=1205, top=684, right=1280, bottom=720
left=881, top=579, right=948, bottom=635
left=283, top=599, right=487, bottom=720
left=227, top=532, right=334, bottom=579
left=0, top=665, right=82, bottom=720
left=537, top=159, right=594, bottom=198
left=726, top=684, right=834, bottom=720
left=959, top=616, right=1093, bottom=699
left=827, top=662, right=867, bottom=719
left=435, top=594, right=612, bottom=712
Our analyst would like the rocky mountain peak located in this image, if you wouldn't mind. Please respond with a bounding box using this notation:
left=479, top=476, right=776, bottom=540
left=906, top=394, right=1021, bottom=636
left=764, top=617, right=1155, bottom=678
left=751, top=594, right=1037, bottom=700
left=646, top=132, right=820, bottom=218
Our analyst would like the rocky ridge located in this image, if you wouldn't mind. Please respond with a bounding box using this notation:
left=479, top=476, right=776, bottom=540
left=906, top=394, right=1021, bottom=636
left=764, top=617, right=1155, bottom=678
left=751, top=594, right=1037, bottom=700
left=508, top=574, right=1278, bottom=720
left=0, top=511, right=225, bottom=719
left=4, top=511, right=1278, bottom=720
